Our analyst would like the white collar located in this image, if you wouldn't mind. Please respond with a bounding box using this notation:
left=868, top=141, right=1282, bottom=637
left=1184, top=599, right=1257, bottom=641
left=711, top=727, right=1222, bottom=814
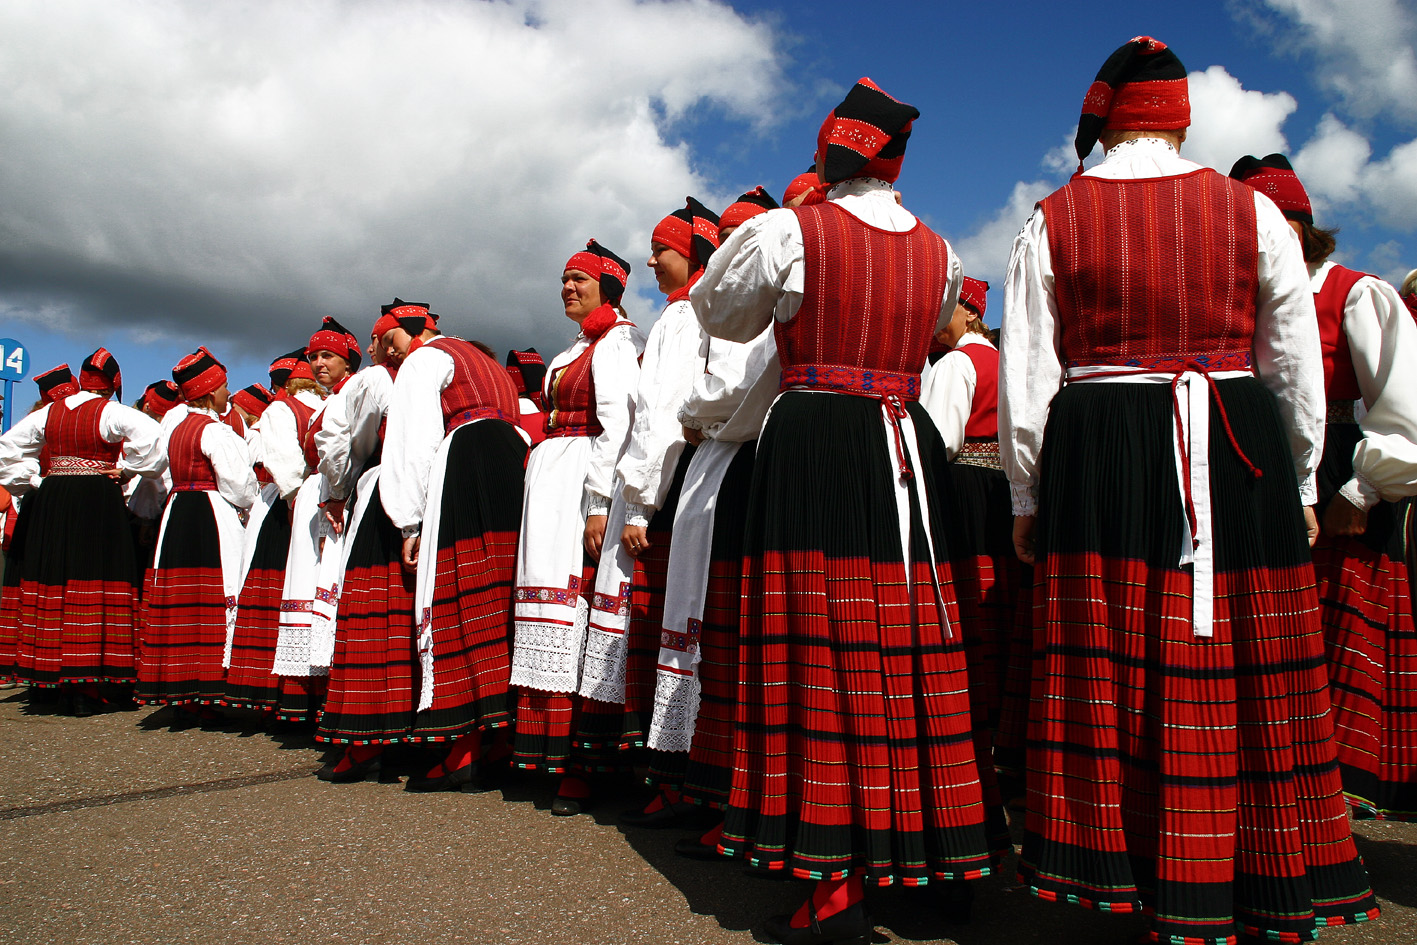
left=1102, top=136, right=1179, bottom=162
left=827, top=177, right=896, bottom=200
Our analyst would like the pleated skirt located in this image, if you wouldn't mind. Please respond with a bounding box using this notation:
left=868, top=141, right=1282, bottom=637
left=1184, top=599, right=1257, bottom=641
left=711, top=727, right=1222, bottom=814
left=224, top=500, right=320, bottom=718
left=1313, top=420, right=1417, bottom=821
left=316, top=477, right=418, bottom=744
left=1019, top=378, right=1379, bottom=945
left=407, top=420, right=526, bottom=741
left=680, top=440, right=757, bottom=809
left=138, top=492, right=228, bottom=706
left=720, top=392, right=997, bottom=886
left=0, top=475, right=139, bottom=686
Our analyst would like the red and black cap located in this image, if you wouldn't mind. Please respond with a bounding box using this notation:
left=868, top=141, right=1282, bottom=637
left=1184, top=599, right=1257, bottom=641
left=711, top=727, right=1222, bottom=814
left=782, top=168, right=825, bottom=207
left=719, top=186, right=779, bottom=238
left=564, top=240, right=631, bottom=303
left=173, top=347, right=227, bottom=401
left=79, top=347, right=122, bottom=400
left=230, top=383, right=276, bottom=419
left=814, top=78, right=919, bottom=186
left=372, top=298, right=437, bottom=341
left=306, top=316, right=363, bottom=371
left=36, top=364, right=79, bottom=404
left=1228, top=153, right=1313, bottom=224
left=651, top=197, right=721, bottom=271
left=1076, top=36, right=1190, bottom=163
left=269, top=348, right=315, bottom=389
left=959, top=277, right=990, bottom=318
left=505, top=349, right=546, bottom=398
left=140, top=380, right=183, bottom=418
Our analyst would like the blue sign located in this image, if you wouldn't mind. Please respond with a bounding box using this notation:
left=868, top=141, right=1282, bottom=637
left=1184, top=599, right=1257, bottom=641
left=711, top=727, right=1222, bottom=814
left=0, top=338, right=27, bottom=381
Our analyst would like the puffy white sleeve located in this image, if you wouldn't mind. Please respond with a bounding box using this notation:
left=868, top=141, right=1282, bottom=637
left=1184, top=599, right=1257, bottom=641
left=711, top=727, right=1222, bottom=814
left=1252, top=195, right=1324, bottom=506
left=381, top=345, right=454, bottom=535
left=936, top=247, right=964, bottom=334
left=919, top=349, right=976, bottom=461
left=0, top=405, right=50, bottom=494
left=680, top=324, right=779, bottom=443
left=692, top=209, right=804, bottom=342
left=99, top=402, right=167, bottom=478
left=259, top=400, right=308, bottom=501
left=618, top=301, right=705, bottom=526
left=999, top=208, right=1065, bottom=516
left=1340, top=275, right=1417, bottom=508
left=583, top=323, right=646, bottom=515
left=314, top=382, right=355, bottom=497
left=330, top=367, right=392, bottom=501
left=203, top=422, right=258, bottom=510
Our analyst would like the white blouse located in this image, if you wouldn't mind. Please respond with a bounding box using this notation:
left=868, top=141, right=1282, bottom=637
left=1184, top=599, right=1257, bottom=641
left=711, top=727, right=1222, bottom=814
left=919, top=334, right=994, bottom=460
left=679, top=325, right=780, bottom=444
left=381, top=343, right=456, bottom=535
left=323, top=365, right=394, bottom=502
left=999, top=136, right=1324, bottom=514
left=259, top=390, right=325, bottom=501
left=0, top=392, right=166, bottom=493
left=1312, top=260, right=1417, bottom=509
left=185, top=406, right=259, bottom=510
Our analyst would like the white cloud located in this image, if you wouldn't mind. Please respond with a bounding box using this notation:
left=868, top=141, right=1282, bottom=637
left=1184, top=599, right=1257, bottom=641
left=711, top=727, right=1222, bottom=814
left=0, top=0, right=788, bottom=359
left=1183, top=66, right=1295, bottom=172
left=1261, top=0, right=1417, bottom=124
left=1292, top=114, right=1417, bottom=230
left=952, top=180, right=1053, bottom=313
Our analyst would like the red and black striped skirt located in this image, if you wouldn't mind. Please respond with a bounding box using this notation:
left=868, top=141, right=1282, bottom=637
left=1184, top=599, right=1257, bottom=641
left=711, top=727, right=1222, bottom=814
left=681, top=440, right=756, bottom=809
left=408, top=420, right=526, bottom=742
left=317, top=477, right=418, bottom=745
left=224, top=500, right=320, bottom=719
left=1019, top=378, right=1379, bottom=944
left=719, top=393, right=998, bottom=886
left=2, top=475, right=140, bottom=687
left=138, top=492, right=228, bottom=706
left=1313, top=420, right=1417, bottom=821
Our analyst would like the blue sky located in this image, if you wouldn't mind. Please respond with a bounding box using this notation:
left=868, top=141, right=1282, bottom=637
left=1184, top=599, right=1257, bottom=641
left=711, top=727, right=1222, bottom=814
left=2, top=0, right=1412, bottom=421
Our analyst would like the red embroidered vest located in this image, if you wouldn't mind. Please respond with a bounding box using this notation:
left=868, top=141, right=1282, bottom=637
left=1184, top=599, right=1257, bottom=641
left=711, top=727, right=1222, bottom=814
left=425, top=337, right=520, bottom=435
left=1041, top=168, right=1260, bottom=371
left=223, top=408, right=245, bottom=438
left=1313, top=264, right=1369, bottom=402
left=780, top=201, right=950, bottom=399
left=544, top=324, right=634, bottom=438
left=45, top=396, right=122, bottom=465
left=957, top=342, right=999, bottom=439
left=169, top=414, right=218, bottom=491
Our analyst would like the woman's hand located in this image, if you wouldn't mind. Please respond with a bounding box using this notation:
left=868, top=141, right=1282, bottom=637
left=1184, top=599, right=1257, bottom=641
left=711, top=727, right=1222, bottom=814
left=621, top=524, right=651, bottom=558
left=1303, top=506, right=1320, bottom=546
left=323, top=499, right=347, bottom=535
left=583, top=514, right=607, bottom=561
left=1320, top=497, right=1366, bottom=538
left=402, top=535, right=421, bottom=572
left=1012, top=515, right=1037, bottom=565
left=682, top=425, right=705, bottom=446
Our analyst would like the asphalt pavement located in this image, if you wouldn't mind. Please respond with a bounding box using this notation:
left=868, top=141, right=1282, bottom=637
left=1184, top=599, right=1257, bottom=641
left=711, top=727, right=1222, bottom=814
left=1, top=691, right=1413, bottom=945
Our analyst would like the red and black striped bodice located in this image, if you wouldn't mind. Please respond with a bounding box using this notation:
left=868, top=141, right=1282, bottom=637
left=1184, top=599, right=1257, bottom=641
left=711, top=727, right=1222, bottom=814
left=1042, top=168, right=1260, bottom=372
left=169, top=413, right=218, bottom=491
left=1314, top=265, right=1370, bottom=402
left=544, top=324, right=633, bottom=438
left=44, top=396, right=121, bottom=473
left=779, top=201, right=950, bottom=400
left=425, top=337, right=520, bottom=435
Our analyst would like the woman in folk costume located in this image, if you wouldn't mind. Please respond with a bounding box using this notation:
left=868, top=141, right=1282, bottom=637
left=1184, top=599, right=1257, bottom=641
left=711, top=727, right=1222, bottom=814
left=381, top=307, right=529, bottom=791
left=0, top=368, right=72, bottom=665
left=574, top=198, right=720, bottom=823
left=223, top=349, right=325, bottom=719
left=650, top=187, right=781, bottom=858
left=138, top=349, right=257, bottom=718
left=314, top=303, right=409, bottom=781
left=999, top=38, right=1379, bottom=944
left=0, top=353, right=163, bottom=715
left=693, top=79, right=998, bottom=942
left=129, top=381, right=188, bottom=585
left=1232, top=154, right=1417, bottom=822
left=506, top=349, right=548, bottom=447
left=270, top=319, right=362, bottom=715
left=509, top=242, right=646, bottom=803
left=919, top=279, right=1029, bottom=801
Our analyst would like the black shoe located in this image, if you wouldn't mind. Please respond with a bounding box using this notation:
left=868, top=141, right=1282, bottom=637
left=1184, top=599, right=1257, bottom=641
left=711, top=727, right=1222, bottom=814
left=763, top=900, right=872, bottom=945
left=403, top=759, right=481, bottom=793
left=316, top=751, right=383, bottom=783
left=673, top=837, right=723, bottom=861
left=619, top=790, right=698, bottom=828
left=70, top=692, right=95, bottom=717
left=937, top=879, right=974, bottom=923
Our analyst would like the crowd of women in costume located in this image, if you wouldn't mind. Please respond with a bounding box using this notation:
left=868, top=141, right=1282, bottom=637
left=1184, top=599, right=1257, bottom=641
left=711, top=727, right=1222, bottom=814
left=3, top=34, right=1417, bottom=945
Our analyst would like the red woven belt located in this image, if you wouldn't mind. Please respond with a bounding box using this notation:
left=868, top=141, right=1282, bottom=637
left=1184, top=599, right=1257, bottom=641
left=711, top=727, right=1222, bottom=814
left=446, top=408, right=517, bottom=435
left=173, top=480, right=218, bottom=492
left=779, top=365, right=921, bottom=400
left=47, top=455, right=112, bottom=476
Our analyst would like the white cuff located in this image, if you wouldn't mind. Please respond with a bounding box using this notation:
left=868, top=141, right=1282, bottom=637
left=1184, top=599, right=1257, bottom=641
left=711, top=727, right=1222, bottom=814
left=1009, top=481, right=1038, bottom=517
left=584, top=490, right=611, bottom=517
left=1338, top=475, right=1379, bottom=512
left=401, top=524, right=421, bottom=539
left=624, top=502, right=652, bottom=528
left=1298, top=474, right=1318, bottom=508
